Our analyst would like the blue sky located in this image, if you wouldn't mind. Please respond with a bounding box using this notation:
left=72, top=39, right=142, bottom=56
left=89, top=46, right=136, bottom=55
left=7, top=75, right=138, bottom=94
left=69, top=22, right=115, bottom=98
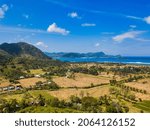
left=0, top=0, right=150, bottom=56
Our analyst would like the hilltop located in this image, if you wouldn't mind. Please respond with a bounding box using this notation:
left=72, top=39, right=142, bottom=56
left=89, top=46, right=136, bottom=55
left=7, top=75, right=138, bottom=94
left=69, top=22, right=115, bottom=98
left=0, top=42, right=50, bottom=60
left=0, top=42, right=64, bottom=68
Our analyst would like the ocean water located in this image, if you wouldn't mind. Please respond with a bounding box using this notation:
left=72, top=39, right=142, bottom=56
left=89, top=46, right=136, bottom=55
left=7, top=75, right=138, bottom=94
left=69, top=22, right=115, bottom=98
left=53, top=57, right=150, bottom=65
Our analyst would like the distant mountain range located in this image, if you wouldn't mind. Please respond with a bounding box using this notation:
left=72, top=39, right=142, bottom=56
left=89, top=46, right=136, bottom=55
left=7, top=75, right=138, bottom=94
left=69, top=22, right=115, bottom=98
left=45, top=52, right=121, bottom=58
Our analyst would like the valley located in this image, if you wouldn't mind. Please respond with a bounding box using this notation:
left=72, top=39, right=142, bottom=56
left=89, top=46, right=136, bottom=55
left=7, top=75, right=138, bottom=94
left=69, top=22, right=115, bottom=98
left=0, top=42, right=150, bottom=113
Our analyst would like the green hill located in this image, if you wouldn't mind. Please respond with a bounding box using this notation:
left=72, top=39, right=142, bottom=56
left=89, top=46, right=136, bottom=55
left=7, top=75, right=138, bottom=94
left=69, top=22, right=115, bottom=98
left=0, top=42, right=65, bottom=69
left=0, top=49, right=12, bottom=65
left=0, top=42, right=50, bottom=59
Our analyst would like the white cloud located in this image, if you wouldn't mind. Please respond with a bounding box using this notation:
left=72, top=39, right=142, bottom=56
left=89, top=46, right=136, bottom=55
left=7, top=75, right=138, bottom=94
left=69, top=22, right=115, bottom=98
left=0, top=4, right=9, bottom=19
left=126, top=15, right=142, bottom=20
left=129, top=25, right=137, bottom=28
left=127, top=15, right=150, bottom=25
left=23, top=14, right=29, bottom=19
left=113, top=31, right=145, bottom=42
left=95, top=43, right=100, bottom=47
left=81, top=23, right=96, bottom=27
left=47, top=23, right=70, bottom=35
left=68, top=12, right=80, bottom=18
left=144, top=16, right=150, bottom=24
left=35, top=42, right=48, bottom=48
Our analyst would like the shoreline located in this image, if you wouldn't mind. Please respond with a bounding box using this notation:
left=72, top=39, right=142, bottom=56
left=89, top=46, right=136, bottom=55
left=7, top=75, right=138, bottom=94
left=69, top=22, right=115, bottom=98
left=59, top=61, right=150, bottom=66
left=50, top=56, right=150, bottom=66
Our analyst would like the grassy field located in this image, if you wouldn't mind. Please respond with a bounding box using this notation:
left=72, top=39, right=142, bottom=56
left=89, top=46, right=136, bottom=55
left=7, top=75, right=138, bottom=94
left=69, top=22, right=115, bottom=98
left=28, top=90, right=54, bottom=100
left=125, top=78, right=150, bottom=100
left=1, top=64, right=150, bottom=113
left=29, top=69, right=45, bottom=75
left=18, top=77, right=46, bottom=88
left=0, top=93, right=24, bottom=101
left=0, top=90, right=54, bottom=101
left=133, top=92, right=150, bottom=100
left=0, top=88, right=145, bottom=113
left=18, top=106, right=82, bottom=113
left=0, top=76, right=46, bottom=88
left=125, top=78, right=150, bottom=93
left=134, top=100, right=150, bottom=112
left=48, top=85, right=110, bottom=100
left=52, top=73, right=110, bottom=88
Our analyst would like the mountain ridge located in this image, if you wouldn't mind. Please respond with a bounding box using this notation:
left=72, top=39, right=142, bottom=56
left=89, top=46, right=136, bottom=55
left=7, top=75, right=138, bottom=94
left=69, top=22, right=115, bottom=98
left=0, top=42, right=50, bottom=60
left=45, top=52, right=121, bottom=58
left=0, top=42, right=52, bottom=65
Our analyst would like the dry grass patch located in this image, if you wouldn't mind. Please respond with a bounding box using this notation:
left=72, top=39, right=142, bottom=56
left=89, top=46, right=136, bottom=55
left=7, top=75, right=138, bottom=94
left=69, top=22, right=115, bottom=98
left=0, top=78, right=11, bottom=88
left=18, top=77, right=46, bottom=88
left=133, top=92, right=150, bottom=100
left=48, top=85, right=110, bottom=100
left=125, top=78, right=150, bottom=93
left=52, top=73, right=110, bottom=88
left=100, top=72, right=125, bottom=81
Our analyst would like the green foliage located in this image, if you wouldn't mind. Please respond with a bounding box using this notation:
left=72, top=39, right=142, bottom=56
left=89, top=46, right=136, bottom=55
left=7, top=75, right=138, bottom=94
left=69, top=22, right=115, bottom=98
left=46, top=97, right=60, bottom=107
left=0, top=99, right=19, bottom=113
left=106, top=102, right=123, bottom=113
left=36, top=94, right=45, bottom=106
left=70, top=66, right=101, bottom=76
left=18, top=106, right=82, bottom=113
left=81, top=96, right=101, bottom=113
left=110, top=80, right=117, bottom=86
left=3, top=68, right=26, bottom=80
left=19, top=99, right=29, bottom=109
left=110, top=66, right=150, bottom=74
left=70, top=95, right=81, bottom=104
left=34, top=81, right=60, bottom=90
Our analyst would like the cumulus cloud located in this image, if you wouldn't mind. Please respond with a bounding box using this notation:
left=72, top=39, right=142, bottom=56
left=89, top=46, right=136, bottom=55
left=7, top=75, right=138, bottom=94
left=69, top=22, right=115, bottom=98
left=68, top=12, right=80, bottom=18
left=113, top=31, right=145, bottom=42
left=35, top=41, right=48, bottom=48
left=47, top=23, right=70, bottom=35
left=144, top=16, right=150, bottom=24
left=81, top=23, right=96, bottom=27
left=0, top=4, right=9, bottom=19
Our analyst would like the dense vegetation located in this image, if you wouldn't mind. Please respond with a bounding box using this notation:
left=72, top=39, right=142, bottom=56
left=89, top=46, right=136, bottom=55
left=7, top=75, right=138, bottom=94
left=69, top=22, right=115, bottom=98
left=0, top=93, right=130, bottom=113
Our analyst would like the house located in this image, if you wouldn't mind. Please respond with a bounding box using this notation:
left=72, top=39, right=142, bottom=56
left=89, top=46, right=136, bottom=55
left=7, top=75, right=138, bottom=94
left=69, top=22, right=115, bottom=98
left=66, top=70, right=75, bottom=79
left=16, top=85, right=22, bottom=90
left=8, top=86, right=15, bottom=90
left=20, top=76, right=25, bottom=79
left=47, top=81, right=51, bottom=84
left=3, top=87, right=8, bottom=91
left=35, top=75, right=41, bottom=78
left=16, top=86, right=21, bottom=90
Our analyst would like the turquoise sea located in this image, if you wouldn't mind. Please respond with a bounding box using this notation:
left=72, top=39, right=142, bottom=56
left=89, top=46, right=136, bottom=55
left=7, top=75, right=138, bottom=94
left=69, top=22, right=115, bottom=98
left=53, top=57, right=150, bottom=65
